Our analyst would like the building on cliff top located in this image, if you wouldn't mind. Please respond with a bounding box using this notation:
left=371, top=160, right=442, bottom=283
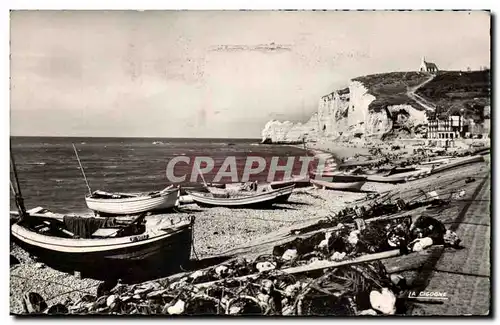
left=419, top=57, right=438, bottom=73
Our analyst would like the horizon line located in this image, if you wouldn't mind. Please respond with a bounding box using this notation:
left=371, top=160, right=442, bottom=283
left=10, top=135, right=262, bottom=140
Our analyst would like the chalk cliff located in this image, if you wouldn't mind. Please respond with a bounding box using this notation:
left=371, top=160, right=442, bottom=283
left=261, top=114, right=319, bottom=144
left=261, top=72, right=432, bottom=143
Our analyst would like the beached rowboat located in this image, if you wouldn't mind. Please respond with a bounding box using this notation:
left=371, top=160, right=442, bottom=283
left=426, top=155, right=485, bottom=174
left=187, top=184, right=295, bottom=208
left=354, top=155, right=484, bottom=183
left=10, top=207, right=194, bottom=276
left=310, top=171, right=368, bottom=183
left=270, top=176, right=311, bottom=189
left=338, top=158, right=386, bottom=170
left=310, top=179, right=366, bottom=192
left=364, top=168, right=432, bottom=183
left=85, top=186, right=180, bottom=215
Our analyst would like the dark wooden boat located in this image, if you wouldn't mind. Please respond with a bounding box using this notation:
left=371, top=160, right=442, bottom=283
left=270, top=176, right=311, bottom=189
left=10, top=207, right=195, bottom=276
left=187, top=185, right=295, bottom=208
left=338, top=158, right=385, bottom=169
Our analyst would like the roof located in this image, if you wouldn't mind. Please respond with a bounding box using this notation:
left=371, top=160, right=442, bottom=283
left=423, top=61, right=438, bottom=68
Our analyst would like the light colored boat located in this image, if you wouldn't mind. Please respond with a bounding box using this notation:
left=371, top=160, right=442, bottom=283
left=428, top=155, right=485, bottom=174
left=358, top=155, right=484, bottom=183
left=310, top=179, right=365, bottom=192
left=420, top=157, right=452, bottom=165
left=187, top=184, right=295, bottom=208
left=310, top=171, right=368, bottom=183
left=364, top=168, right=432, bottom=183
left=10, top=207, right=194, bottom=275
left=85, top=186, right=180, bottom=215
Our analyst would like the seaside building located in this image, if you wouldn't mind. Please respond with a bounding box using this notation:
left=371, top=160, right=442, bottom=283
left=427, top=115, right=463, bottom=139
left=419, top=57, right=439, bottom=74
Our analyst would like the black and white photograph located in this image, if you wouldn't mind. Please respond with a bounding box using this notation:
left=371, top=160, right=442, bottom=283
left=8, top=9, right=491, bottom=316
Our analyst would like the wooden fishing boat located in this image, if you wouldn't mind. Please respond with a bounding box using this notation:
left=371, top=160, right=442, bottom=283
left=473, top=147, right=490, bottom=155
left=427, top=155, right=485, bottom=175
left=10, top=207, right=195, bottom=276
left=338, top=158, right=385, bottom=170
left=85, top=186, right=180, bottom=215
left=187, top=184, right=295, bottom=208
left=212, top=176, right=310, bottom=192
left=363, top=167, right=433, bottom=183
left=420, top=157, right=453, bottom=166
left=310, top=171, right=368, bottom=183
left=310, top=178, right=366, bottom=192
left=270, top=175, right=311, bottom=189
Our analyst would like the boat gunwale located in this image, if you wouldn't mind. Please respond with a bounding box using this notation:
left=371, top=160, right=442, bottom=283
left=85, top=187, right=179, bottom=203
left=186, top=185, right=295, bottom=204
left=11, top=221, right=192, bottom=252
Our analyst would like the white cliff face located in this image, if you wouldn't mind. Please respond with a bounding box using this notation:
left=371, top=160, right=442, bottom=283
left=317, top=90, right=350, bottom=137
left=318, top=81, right=390, bottom=138
left=346, top=81, right=377, bottom=135
left=261, top=77, right=429, bottom=143
left=261, top=114, right=319, bottom=143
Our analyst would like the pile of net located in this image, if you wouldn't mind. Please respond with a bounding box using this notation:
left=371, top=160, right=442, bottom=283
left=21, top=260, right=403, bottom=316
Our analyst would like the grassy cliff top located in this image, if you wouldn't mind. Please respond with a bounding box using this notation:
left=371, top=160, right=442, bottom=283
left=416, top=70, right=490, bottom=120
left=352, top=71, right=430, bottom=112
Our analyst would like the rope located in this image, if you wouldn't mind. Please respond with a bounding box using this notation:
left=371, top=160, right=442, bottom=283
left=45, top=283, right=100, bottom=302
left=10, top=273, right=99, bottom=299
left=191, top=227, right=200, bottom=261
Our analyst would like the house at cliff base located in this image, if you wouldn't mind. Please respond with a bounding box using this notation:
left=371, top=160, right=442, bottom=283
left=427, top=115, right=463, bottom=140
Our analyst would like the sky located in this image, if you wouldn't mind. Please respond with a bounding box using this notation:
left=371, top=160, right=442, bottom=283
left=10, top=10, right=491, bottom=138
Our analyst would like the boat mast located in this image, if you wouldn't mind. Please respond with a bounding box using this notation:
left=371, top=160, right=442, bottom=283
left=10, top=149, right=28, bottom=220
left=72, top=143, right=92, bottom=195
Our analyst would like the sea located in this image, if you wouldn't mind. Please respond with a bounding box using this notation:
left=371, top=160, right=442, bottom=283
left=9, top=137, right=310, bottom=214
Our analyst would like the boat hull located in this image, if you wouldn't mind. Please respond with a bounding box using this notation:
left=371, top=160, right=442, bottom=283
left=310, top=179, right=365, bottom=192
left=270, top=177, right=311, bottom=189
left=429, top=155, right=485, bottom=174
left=85, top=188, right=179, bottom=215
left=365, top=168, right=432, bottom=183
left=310, top=172, right=367, bottom=183
left=187, top=185, right=295, bottom=208
left=11, top=220, right=193, bottom=279
left=338, top=158, right=385, bottom=169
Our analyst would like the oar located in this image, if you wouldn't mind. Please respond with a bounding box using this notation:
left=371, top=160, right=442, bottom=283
left=72, top=143, right=92, bottom=195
